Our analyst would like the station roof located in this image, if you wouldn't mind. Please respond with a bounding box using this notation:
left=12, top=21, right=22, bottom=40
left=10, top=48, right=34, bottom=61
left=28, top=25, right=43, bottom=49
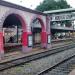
left=0, top=0, right=47, bottom=16
left=44, top=8, right=75, bottom=14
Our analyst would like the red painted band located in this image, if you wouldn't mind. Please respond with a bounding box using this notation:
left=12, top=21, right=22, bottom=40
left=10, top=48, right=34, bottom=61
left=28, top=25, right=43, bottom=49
left=41, top=32, right=47, bottom=43
left=0, top=32, right=4, bottom=51
left=22, top=32, right=32, bottom=46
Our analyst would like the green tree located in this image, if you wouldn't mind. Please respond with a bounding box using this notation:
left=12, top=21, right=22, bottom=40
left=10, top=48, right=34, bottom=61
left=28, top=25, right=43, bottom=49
left=36, top=0, right=71, bottom=12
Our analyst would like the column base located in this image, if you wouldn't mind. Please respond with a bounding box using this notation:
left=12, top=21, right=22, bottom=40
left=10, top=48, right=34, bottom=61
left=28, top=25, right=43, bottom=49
left=47, top=44, right=51, bottom=49
left=0, top=50, right=4, bottom=60
left=41, top=43, right=47, bottom=48
left=22, top=46, right=32, bottom=53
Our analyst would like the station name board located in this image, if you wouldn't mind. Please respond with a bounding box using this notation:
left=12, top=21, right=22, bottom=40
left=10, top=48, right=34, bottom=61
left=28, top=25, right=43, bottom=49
left=50, top=13, right=75, bottom=21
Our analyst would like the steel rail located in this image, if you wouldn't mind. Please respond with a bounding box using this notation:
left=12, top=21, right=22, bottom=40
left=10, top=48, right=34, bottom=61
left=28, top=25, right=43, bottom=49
left=0, top=43, right=75, bottom=71
left=37, top=52, right=75, bottom=75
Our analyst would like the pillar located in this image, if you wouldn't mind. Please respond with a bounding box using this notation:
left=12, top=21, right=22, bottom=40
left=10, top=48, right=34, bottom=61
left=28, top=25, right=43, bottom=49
left=46, top=16, right=51, bottom=49
left=41, top=31, right=47, bottom=48
left=22, top=32, right=32, bottom=53
left=47, top=33, right=51, bottom=49
left=0, top=32, right=4, bottom=59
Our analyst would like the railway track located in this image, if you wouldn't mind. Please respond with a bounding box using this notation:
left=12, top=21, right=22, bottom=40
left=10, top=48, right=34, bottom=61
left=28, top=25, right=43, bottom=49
left=0, top=42, right=75, bottom=71
left=38, top=54, right=75, bottom=75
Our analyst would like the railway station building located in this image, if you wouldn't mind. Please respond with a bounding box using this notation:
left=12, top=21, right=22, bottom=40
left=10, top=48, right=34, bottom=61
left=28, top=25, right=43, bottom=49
left=0, top=0, right=75, bottom=58
left=0, top=0, right=51, bottom=57
left=44, top=9, right=75, bottom=41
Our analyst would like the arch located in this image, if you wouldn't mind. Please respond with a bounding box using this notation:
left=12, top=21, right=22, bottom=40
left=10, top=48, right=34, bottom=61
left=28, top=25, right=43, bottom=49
left=1, top=10, right=28, bottom=53
left=30, top=15, right=46, bottom=32
left=1, top=10, right=27, bottom=31
left=14, top=14, right=27, bottom=31
left=30, top=15, right=47, bottom=48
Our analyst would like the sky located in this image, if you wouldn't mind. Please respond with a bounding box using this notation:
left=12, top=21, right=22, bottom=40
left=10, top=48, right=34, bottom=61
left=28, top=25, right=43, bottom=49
left=3, top=0, right=43, bottom=9
left=3, top=0, right=75, bottom=9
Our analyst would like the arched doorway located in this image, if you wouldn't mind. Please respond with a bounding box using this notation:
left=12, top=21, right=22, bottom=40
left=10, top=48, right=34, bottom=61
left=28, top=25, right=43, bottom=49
left=3, top=14, right=25, bottom=53
left=31, top=17, right=47, bottom=48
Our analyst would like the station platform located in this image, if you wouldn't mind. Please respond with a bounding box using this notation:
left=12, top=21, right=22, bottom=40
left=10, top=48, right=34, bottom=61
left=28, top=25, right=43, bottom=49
left=51, top=38, right=73, bottom=43
left=0, top=41, right=73, bottom=64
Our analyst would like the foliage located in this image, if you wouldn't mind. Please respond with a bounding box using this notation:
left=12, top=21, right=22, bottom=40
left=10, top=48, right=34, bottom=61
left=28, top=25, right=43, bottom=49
left=36, top=0, right=71, bottom=12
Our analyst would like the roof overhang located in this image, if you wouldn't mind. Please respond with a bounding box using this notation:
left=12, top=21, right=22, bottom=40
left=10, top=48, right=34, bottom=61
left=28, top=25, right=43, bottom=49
left=44, top=8, right=75, bottom=14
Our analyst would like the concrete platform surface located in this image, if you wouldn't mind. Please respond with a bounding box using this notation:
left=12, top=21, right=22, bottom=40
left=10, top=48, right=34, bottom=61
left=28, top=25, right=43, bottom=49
left=0, top=41, right=73, bottom=63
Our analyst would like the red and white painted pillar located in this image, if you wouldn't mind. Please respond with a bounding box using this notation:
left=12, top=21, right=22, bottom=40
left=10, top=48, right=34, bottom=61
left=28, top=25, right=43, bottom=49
left=17, top=14, right=33, bottom=53
left=0, top=32, right=4, bottom=59
left=22, top=32, right=32, bottom=53
left=47, top=33, right=51, bottom=49
left=46, top=16, right=51, bottom=49
left=41, top=31, right=47, bottom=48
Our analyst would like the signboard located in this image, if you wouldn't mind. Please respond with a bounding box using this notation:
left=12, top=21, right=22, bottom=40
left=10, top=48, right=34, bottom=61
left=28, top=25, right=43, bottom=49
left=47, top=35, right=51, bottom=44
left=50, top=13, right=75, bottom=21
left=28, top=35, right=33, bottom=47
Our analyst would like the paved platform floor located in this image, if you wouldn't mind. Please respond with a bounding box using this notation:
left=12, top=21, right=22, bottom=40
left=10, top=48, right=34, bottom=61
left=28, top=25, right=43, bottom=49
left=0, top=41, right=73, bottom=63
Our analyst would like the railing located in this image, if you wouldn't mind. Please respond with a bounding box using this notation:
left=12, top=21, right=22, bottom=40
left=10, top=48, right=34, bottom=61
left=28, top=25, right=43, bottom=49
left=51, top=25, right=74, bottom=30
